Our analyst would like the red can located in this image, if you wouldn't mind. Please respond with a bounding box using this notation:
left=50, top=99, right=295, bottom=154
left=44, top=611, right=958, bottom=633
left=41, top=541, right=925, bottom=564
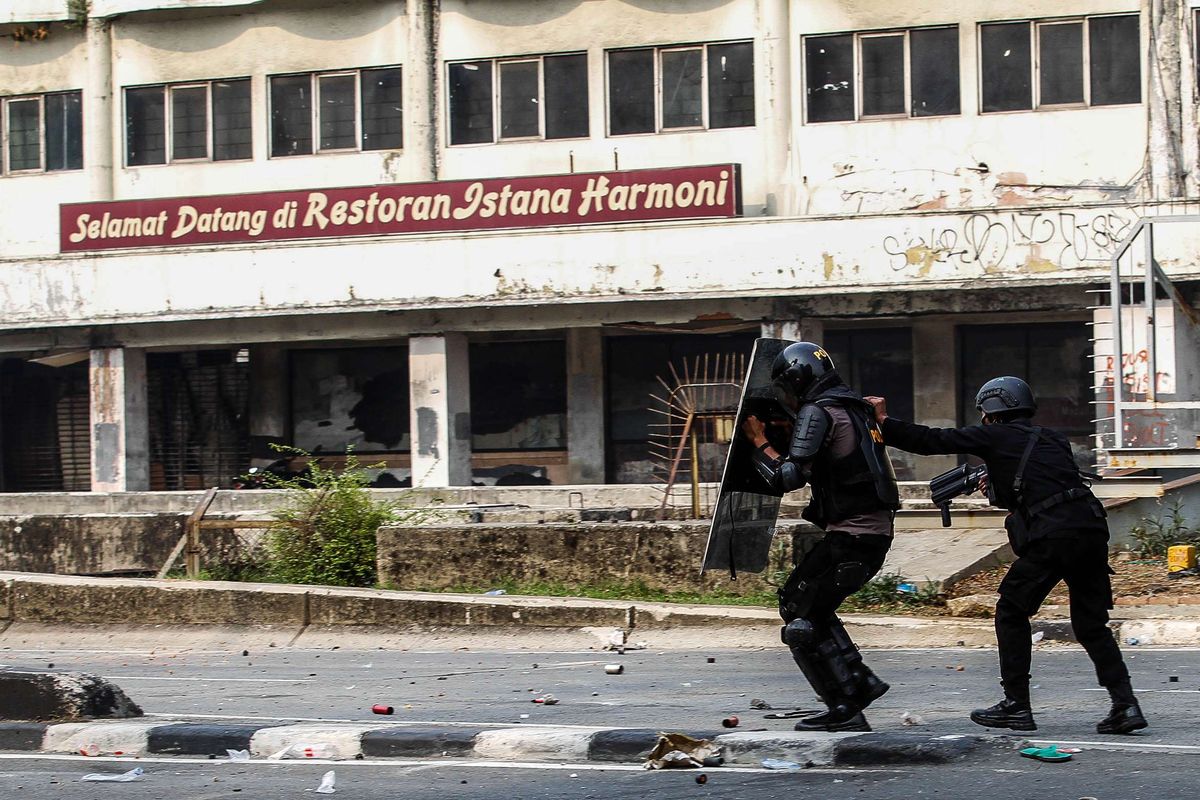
left=372, top=704, right=395, bottom=715
left=721, top=715, right=739, bottom=728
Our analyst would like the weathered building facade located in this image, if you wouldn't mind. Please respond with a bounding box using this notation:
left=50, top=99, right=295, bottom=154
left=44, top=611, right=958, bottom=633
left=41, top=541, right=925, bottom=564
left=1, top=0, right=1198, bottom=492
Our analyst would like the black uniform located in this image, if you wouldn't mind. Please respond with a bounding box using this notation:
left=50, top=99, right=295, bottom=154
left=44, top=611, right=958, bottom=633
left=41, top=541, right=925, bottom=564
left=880, top=416, right=1131, bottom=707
left=752, top=383, right=900, bottom=730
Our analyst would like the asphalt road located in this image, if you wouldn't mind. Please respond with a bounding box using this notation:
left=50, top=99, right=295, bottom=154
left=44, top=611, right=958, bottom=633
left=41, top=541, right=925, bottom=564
left=2, top=634, right=1200, bottom=797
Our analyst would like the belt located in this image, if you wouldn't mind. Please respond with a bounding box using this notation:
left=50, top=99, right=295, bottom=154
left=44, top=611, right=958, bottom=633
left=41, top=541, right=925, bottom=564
left=1024, top=487, right=1092, bottom=518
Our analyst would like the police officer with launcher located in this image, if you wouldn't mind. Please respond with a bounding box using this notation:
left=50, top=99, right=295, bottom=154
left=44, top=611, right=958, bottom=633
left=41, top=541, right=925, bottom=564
left=866, top=377, right=1146, bottom=734
left=742, top=342, right=900, bottom=732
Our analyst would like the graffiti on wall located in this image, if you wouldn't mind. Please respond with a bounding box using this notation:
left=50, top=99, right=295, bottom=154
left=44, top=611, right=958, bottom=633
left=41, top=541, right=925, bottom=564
left=882, top=207, right=1138, bottom=275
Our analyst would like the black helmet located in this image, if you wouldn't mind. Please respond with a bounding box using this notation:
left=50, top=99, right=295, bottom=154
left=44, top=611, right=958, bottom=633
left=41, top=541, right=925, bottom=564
left=975, top=376, right=1037, bottom=417
left=771, top=342, right=838, bottom=411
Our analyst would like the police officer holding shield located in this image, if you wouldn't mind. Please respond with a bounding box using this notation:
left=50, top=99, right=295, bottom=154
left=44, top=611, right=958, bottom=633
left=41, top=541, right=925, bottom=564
left=742, top=342, right=900, bottom=732
left=866, top=377, right=1146, bottom=734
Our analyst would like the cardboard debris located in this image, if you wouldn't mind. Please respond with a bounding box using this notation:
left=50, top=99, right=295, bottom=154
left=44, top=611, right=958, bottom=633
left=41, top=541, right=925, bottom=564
left=644, top=733, right=722, bottom=770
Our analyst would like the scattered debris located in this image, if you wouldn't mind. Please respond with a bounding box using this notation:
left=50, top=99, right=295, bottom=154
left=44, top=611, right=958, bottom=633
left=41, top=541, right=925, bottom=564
left=644, top=733, right=722, bottom=770
left=532, top=694, right=559, bottom=705
left=721, top=715, right=739, bottom=728
left=695, top=774, right=708, bottom=785
left=268, top=743, right=333, bottom=760
left=1170, top=676, right=1179, bottom=683
left=78, top=743, right=101, bottom=757
left=484, top=589, right=507, bottom=596
left=1020, top=745, right=1072, bottom=763
left=81, top=768, right=144, bottom=783
left=372, top=704, right=394, bottom=715
left=760, top=758, right=803, bottom=771
left=225, top=750, right=250, bottom=762
left=1126, top=638, right=1140, bottom=646
left=749, top=698, right=772, bottom=710
left=605, top=664, right=624, bottom=675
left=519, top=714, right=530, bottom=720
left=315, top=770, right=336, bottom=794
left=901, top=711, right=926, bottom=726
left=707, top=657, right=716, bottom=664
left=1031, top=632, right=1045, bottom=643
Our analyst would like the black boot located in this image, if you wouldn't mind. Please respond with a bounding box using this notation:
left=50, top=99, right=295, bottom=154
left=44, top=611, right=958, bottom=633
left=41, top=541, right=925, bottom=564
left=830, top=619, right=890, bottom=709
left=794, top=704, right=871, bottom=732
left=1097, top=681, right=1147, bottom=734
left=970, top=698, right=1037, bottom=731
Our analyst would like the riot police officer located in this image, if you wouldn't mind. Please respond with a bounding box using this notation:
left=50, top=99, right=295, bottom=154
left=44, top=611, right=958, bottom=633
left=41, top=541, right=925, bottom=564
left=866, top=377, right=1146, bottom=734
left=742, top=342, right=900, bottom=732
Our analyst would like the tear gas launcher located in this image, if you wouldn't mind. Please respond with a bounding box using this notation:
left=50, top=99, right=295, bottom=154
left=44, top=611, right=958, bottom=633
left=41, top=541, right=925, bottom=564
left=929, top=463, right=988, bottom=527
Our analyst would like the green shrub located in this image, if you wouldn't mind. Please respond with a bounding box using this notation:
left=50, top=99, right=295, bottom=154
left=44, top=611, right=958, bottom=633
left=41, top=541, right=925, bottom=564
left=258, top=447, right=401, bottom=587
left=1130, top=498, right=1198, bottom=558
left=841, top=573, right=943, bottom=612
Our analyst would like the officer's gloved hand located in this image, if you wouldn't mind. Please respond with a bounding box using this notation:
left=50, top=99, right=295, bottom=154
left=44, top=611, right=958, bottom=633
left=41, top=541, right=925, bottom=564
left=864, top=396, right=888, bottom=424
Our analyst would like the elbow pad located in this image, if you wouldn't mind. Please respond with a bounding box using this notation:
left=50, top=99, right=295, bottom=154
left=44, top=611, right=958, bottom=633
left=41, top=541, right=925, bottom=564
left=779, top=461, right=806, bottom=492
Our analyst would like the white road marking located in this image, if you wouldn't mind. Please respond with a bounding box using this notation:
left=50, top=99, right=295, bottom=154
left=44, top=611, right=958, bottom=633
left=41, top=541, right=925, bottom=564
left=104, top=675, right=315, bottom=683
left=0, top=752, right=899, bottom=774
left=1027, top=739, right=1200, bottom=753
left=143, top=712, right=611, bottom=730
left=1082, top=688, right=1200, bottom=693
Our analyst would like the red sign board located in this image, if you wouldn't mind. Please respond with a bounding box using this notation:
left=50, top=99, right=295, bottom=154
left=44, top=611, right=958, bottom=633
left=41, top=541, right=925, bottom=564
left=60, top=164, right=741, bottom=252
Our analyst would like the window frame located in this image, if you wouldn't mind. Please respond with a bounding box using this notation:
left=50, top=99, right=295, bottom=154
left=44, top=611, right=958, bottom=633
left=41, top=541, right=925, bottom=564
left=979, top=13, right=1141, bottom=115
left=606, top=39, right=755, bottom=137
left=446, top=51, right=590, bottom=146
left=0, top=90, right=83, bottom=176
left=803, top=26, right=959, bottom=124
left=124, top=77, right=254, bottom=167
left=3, top=94, right=46, bottom=174
left=268, top=66, right=403, bottom=158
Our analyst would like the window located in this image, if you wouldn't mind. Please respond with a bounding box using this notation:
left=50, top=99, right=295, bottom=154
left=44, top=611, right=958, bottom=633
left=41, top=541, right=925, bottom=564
left=0, top=91, right=82, bottom=174
left=980, top=15, right=1140, bottom=112
left=448, top=53, right=588, bottom=145
left=608, top=41, right=754, bottom=135
left=805, top=27, right=959, bottom=123
left=270, top=67, right=402, bottom=157
left=125, top=78, right=251, bottom=166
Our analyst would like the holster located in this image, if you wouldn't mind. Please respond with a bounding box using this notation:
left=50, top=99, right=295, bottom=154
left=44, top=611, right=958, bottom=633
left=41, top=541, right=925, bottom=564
left=1005, top=511, right=1030, bottom=557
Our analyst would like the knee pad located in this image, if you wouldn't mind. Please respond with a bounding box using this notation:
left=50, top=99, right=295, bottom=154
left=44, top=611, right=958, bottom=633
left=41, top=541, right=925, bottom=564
left=783, top=618, right=818, bottom=649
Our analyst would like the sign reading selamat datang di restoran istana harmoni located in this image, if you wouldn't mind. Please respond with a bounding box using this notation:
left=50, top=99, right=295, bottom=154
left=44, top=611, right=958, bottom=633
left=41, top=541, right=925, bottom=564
left=59, top=164, right=742, bottom=253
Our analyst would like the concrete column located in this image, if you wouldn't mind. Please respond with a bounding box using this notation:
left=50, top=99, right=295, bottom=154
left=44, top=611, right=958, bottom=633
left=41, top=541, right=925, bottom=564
left=408, top=334, right=471, bottom=487
left=566, top=328, right=606, bottom=484
left=761, top=318, right=824, bottom=343
left=89, top=348, right=149, bottom=492
left=248, top=344, right=289, bottom=465
left=406, top=0, right=440, bottom=180
left=911, top=319, right=958, bottom=475
left=84, top=18, right=113, bottom=200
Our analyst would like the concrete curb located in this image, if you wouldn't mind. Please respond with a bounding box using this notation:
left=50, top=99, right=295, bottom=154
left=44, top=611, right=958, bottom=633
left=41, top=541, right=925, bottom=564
left=0, top=719, right=1017, bottom=767
left=0, top=572, right=1191, bottom=646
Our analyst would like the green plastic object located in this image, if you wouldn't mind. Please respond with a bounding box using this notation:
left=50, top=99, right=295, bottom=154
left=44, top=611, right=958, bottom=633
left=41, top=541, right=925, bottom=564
left=1020, top=745, right=1073, bottom=763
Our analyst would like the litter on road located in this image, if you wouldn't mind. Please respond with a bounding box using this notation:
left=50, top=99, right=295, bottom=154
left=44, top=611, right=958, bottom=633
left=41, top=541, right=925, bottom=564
left=81, top=768, right=144, bottom=783
left=315, top=770, right=336, bottom=794
left=1020, top=745, right=1073, bottom=763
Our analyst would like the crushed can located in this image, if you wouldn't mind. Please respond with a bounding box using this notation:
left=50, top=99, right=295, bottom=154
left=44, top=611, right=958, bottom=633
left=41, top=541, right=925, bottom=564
left=1168, top=544, right=1197, bottom=572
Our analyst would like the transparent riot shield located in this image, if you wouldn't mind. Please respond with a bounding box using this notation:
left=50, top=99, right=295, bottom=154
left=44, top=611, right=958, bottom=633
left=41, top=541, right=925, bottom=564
left=701, top=338, right=794, bottom=577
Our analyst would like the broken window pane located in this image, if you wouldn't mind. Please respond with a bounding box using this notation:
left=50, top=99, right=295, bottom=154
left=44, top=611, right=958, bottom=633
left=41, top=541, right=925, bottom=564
left=7, top=98, right=40, bottom=171
left=361, top=67, right=402, bottom=150
left=860, top=35, right=905, bottom=116
left=469, top=340, right=566, bottom=451
left=171, top=85, right=208, bottom=160
left=608, top=49, right=655, bottom=135
left=318, top=73, right=356, bottom=150
left=1090, top=14, right=1140, bottom=106
left=270, top=74, right=312, bottom=157
left=805, top=34, right=853, bottom=122
left=126, top=86, right=166, bottom=166
left=910, top=27, right=960, bottom=116
left=500, top=60, right=540, bottom=139
left=708, top=41, right=754, bottom=128
left=981, top=22, right=1031, bottom=112
left=544, top=53, right=588, bottom=139
left=45, top=91, right=82, bottom=171
left=213, top=79, right=252, bottom=161
left=661, top=48, right=703, bottom=129
left=1038, top=22, right=1083, bottom=105
left=448, top=61, right=494, bottom=145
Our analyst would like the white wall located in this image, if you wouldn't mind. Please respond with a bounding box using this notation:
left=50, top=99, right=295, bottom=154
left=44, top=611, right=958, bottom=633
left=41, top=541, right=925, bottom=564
left=790, top=0, right=1148, bottom=214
